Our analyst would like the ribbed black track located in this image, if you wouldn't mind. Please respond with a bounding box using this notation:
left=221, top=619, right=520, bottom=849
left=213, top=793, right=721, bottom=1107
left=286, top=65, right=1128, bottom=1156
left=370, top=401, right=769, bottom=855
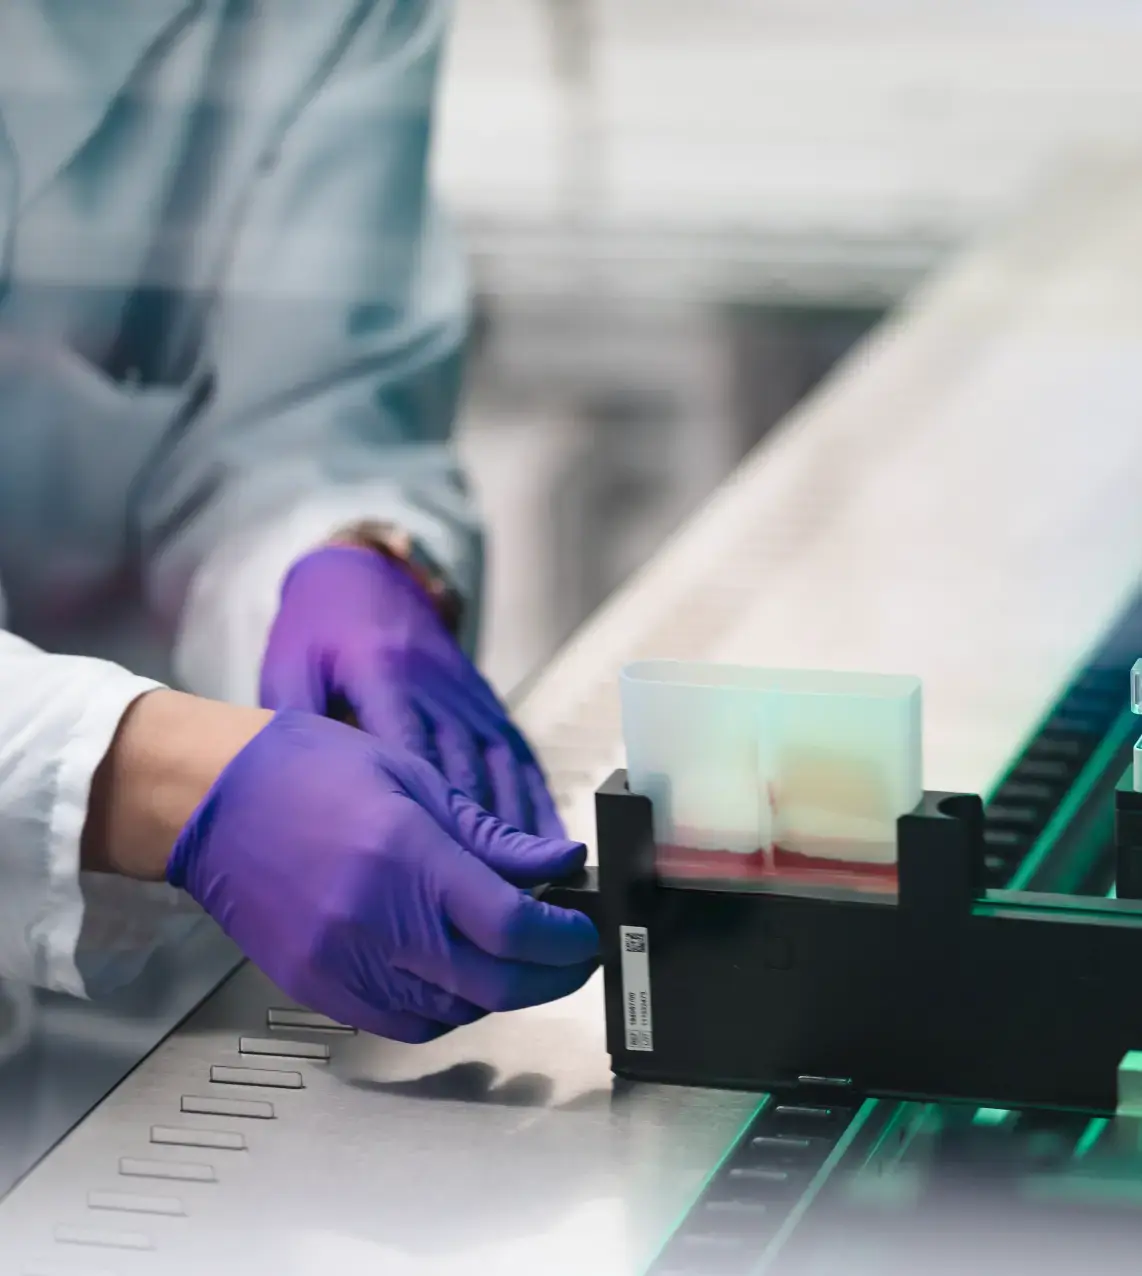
left=980, top=592, right=1142, bottom=887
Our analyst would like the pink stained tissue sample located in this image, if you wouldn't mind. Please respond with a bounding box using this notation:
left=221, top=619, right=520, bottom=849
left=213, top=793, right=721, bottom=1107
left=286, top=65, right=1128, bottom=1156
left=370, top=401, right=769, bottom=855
left=656, top=779, right=898, bottom=894
left=656, top=840, right=898, bottom=894
left=619, top=661, right=923, bottom=896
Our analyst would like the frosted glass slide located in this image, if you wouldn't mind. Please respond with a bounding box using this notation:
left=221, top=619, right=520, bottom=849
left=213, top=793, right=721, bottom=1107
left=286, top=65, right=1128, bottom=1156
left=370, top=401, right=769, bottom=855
left=620, top=661, right=922, bottom=866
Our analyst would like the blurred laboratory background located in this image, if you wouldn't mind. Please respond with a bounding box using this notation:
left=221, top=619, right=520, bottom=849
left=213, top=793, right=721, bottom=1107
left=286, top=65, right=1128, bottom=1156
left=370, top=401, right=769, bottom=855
left=439, top=0, right=1142, bottom=695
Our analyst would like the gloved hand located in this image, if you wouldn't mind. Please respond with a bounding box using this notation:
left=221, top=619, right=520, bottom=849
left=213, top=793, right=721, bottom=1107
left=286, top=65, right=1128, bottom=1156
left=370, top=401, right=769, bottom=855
left=167, top=712, right=597, bottom=1041
left=260, top=546, right=563, bottom=839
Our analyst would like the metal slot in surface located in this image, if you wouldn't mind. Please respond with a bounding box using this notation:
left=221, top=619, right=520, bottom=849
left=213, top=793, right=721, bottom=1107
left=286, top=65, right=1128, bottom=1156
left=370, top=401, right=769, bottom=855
left=54, top=1224, right=153, bottom=1250
left=150, top=1126, right=246, bottom=1151
left=266, top=1007, right=355, bottom=1034
left=120, top=1158, right=216, bottom=1183
left=728, top=1166, right=790, bottom=1183
left=88, top=1191, right=185, bottom=1217
left=239, top=1036, right=331, bottom=1061
left=210, top=1066, right=303, bottom=1090
left=182, top=1094, right=275, bottom=1120
left=649, top=1090, right=864, bottom=1274
left=679, top=1232, right=748, bottom=1252
left=751, top=1136, right=814, bottom=1150
left=701, top=1198, right=771, bottom=1216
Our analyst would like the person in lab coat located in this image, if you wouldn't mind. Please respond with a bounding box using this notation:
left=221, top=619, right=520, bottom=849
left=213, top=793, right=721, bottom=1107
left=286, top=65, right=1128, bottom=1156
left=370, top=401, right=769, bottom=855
left=0, top=0, right=597, bottom=1042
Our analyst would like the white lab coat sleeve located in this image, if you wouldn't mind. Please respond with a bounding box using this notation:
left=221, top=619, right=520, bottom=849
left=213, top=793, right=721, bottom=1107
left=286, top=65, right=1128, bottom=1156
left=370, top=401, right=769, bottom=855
left=137, top=1, right=484, bottom=706
left=0, top=618, right=174, bottom=996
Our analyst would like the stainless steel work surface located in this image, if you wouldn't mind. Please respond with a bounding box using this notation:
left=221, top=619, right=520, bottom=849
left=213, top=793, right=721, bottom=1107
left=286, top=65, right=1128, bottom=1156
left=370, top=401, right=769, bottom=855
left=0, top=926, right=243, bottom=1203
left=0, top=963, right=758, bottom=1275
left=7, top=158, right=1142, bottom=1273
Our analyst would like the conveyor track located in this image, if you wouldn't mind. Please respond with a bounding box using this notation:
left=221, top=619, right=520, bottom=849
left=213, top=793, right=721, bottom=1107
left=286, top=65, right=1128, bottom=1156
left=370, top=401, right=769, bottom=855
left=648, top=591, right=1142, bottom=1275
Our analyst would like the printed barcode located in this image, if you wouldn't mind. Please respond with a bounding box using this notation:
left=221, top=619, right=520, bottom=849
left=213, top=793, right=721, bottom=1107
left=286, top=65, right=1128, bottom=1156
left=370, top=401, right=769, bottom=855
left=620, top=925, right=653, bottom=1052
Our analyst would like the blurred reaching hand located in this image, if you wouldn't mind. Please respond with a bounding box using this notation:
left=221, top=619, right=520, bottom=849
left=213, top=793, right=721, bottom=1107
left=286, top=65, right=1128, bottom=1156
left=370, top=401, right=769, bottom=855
left=260, top=546, right=565, bottom=839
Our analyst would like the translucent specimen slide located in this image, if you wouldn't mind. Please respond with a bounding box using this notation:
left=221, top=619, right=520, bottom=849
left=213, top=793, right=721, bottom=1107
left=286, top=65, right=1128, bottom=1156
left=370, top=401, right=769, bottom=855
left=620, top=661, right=922, bottom=887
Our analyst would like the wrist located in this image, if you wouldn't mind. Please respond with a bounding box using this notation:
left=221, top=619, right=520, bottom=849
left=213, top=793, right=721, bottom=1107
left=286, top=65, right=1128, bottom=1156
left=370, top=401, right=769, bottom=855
left=81, top=690, right=273, bottom=882
left=324, top=521, right=463, bottom=636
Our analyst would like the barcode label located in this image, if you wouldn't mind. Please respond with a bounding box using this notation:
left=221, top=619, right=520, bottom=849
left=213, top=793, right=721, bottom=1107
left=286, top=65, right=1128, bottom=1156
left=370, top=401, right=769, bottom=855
left=620, top=926, right=653, bottom=1052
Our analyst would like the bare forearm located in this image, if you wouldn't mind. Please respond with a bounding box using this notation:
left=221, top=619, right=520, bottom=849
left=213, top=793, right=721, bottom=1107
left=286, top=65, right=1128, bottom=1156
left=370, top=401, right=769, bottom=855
left=81, top=690, right=272, bottom=881
left=84, top=525, right=444, bottom=881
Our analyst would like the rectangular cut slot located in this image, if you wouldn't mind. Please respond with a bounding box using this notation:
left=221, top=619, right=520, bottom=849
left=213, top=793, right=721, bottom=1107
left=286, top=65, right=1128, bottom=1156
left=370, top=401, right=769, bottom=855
left=621, top=661, right=922, bottom=892
left=54, top=1226, right=153, bottom=1251
left=182, top=1094, right=274, bottom=1120
left=210, top=1066, right=303, bottom=1089
left=240, top=1036, right=330, bottom=1061
left=267, top=1008, right=355, bottom=1034
left=88, top=1192, right=185, bottom=1217
left=151, top=1126, right=246, bottom=1151
left=120, top=1158, right=216, bottom=1184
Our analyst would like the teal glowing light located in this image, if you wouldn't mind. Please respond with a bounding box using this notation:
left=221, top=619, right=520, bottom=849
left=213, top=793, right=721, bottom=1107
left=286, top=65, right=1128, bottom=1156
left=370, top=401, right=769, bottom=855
left=972, top=1107, right=1012, bottom=1127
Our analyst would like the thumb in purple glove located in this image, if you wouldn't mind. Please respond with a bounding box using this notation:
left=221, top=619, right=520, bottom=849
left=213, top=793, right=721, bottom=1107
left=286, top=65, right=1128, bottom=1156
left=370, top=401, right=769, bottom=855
left=167, top=712, right=597, bottom=1043
left=259, top=546, right=565, bottom=841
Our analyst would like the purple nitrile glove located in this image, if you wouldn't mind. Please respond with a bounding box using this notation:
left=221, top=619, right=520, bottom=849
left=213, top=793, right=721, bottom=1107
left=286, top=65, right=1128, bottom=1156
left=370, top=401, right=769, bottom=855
left=167, top=712, right=598, bottom=1042
left=260, top=546, right=564, bottom=839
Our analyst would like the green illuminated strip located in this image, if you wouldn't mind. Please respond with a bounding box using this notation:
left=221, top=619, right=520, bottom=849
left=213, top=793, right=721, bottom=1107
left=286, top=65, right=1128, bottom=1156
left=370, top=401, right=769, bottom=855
left=861, top=1102, right=931, bottom=1171
left=860, top=1102, right=911, bottom=1166
left=749, top=1099, right=878, bottom=1275
left=1006, top=706, right=1137, bottom=891
left=1074, top=1117, right=1109, bottom=1159
left=973, top=1106, right=1014, bottom=1127
left=640, top=1095, right=769, bottom=1275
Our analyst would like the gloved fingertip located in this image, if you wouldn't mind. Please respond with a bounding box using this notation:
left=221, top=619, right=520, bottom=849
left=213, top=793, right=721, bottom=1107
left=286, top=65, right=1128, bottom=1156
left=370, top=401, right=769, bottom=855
left=529, top=838, right=587, bottom=881
left=346, top=1004, right=451, bottom=1045
left=477, top=829, right=587, bottom=887
left=553, top=837, right=588, bottom=866
left=559, top=957, right=601, bottom=1000
left=570, top=908, right=601, bottom=956
left=534, top=901, right=600, bottom=964
left=486, top=955, right=599, bottom=1014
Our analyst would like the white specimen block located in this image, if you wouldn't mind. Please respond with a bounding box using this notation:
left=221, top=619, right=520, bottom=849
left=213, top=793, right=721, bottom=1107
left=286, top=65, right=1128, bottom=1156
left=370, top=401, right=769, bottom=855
left=620, top=661, right=923, bottom=864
